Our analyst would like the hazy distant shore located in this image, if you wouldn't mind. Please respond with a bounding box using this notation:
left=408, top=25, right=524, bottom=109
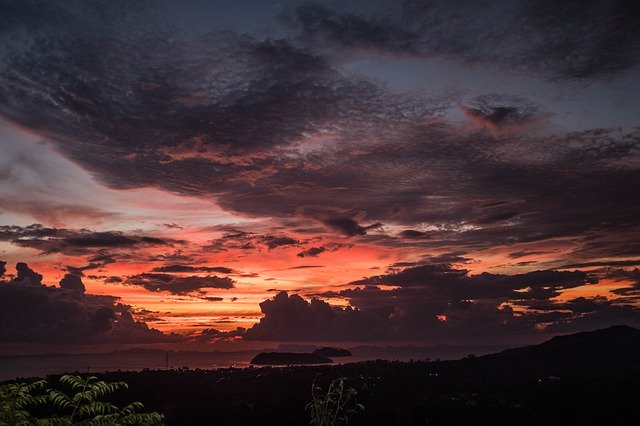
left=0, top=343, right=509, bottom=380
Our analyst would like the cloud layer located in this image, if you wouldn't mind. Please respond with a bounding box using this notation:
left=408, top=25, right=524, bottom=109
left=0, top=1, right=639, bottom=345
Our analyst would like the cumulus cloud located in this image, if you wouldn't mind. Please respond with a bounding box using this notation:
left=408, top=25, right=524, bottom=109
left=59, top=273, right=86, bottom=294
left=11, top=262, right=43, bottom=286
left=0, top=262, right=180, bottom=344
left=240, top=262, right=631, bottom=342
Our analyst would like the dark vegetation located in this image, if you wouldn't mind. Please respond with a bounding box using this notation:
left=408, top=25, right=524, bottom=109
left=250, top=352, right=333, bottom=365
left=0, top=374, right=163, bottom=425
left=5, top=325, right=640, bottom=425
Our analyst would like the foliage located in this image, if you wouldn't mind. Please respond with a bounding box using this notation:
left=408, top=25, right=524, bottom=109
left=0, top=375, right=164, bottom=425
left=0, top=379, right=48, bottom=425
left=306, top=377, right=364, bottom=426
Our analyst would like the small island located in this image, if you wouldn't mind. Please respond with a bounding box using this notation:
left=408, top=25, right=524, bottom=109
left=312, top=347, right=352, bottom=358
left=250, top=352, right=333, bottom=366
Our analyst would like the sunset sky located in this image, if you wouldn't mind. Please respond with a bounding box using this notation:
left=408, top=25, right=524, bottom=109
left=1, top=0, right=640, bottom=353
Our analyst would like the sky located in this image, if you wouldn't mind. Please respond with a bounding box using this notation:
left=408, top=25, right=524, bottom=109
left=1, top=0, right=640, bottom=353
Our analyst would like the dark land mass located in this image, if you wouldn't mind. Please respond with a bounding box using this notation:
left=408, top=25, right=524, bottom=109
left=250, top=352, right=332, bottom=365
left=9, top=325, right=640, bottom=425
left=312, top=347, right=352, bottom=357
left=0, top=342, right=512, bottom=380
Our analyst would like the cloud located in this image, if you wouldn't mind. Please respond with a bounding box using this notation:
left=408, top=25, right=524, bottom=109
left=297, top=246, right=326, bottom=258
left=11, top=262, right=43, bottom=286
left=0, top=224, right=181, bottom=255
left=323, top=218, right=382, bottom=237
left=0, top=1, right=637, bottom=269
left=124, top=273, right=235, bottom=295
left=195, top=327, right=245, bottom=343
left=241, top=262, right=625, bottom=342
left=261, top=235, right=301, bottom=250
left=244, top=291, right=389, bottom=341
left=296, top=243, right=344, bottom=258
left=461, top=94, right=543, bottom=135
left=151, top=264, right=235, bottom=274
left=59, top=273, right=86, bottom=294
left=284, top=1, right=640, bottom=80
left=0, top=0, right=639, bottom=347
left=350, top=264, right=595, bottom=303
left=0, top=262, right=180, bottom=344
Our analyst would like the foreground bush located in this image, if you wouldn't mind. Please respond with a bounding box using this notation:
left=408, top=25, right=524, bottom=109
left=307, top=377, right=364, bottom=426
left=0, top=375, right=164, bottom=425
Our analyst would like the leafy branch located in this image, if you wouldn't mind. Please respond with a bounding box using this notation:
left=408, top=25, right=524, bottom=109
left=0, top=375, right=164, bottom=425
left=307, top=376, right=364, bottom=426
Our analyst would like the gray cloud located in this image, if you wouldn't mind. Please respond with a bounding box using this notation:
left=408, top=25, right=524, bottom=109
left=124, top=273, right=235, bottom=295
left=323, top=218, right=383, bottom=237
left=0, top=224, right=181, bottom=255
left=284, top=0, right=640, bottom=80
left=297, top=246, right=326, bottom=257
left=151, top=264, right=235, bottom=274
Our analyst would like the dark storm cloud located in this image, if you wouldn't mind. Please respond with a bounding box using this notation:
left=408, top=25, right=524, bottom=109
left=350, top=264, right=594, bottom=303
left=398, top=230, right=432, bottom=239
left=0, top=224, right=181, bottom=255
left=0, top=2, right=639, bottom=271
left=284, top=0, right=640, bottom=79
left=59, top=273, right=86, bottom=293
left=11, top=262, right=43, bottom=286
left=323, top=218, right=382, bottom=237
left=0, top=262, right=179, bottom=344
left=561, top=260, right=640, bottom=269
left=243, top=289, right=536, bottom=341
left=151, top=264, right=235, bottom=274
left=243, top=263, right=639, bottom=341
left=528, top=296, right=612, bottom=313
left=608, top=269, right=640, bottom=297
left=125, top=273, right=235, bottom=295
left=244, top=291, right=389, bottom=341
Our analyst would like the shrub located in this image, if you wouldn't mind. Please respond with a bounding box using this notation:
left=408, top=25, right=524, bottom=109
left=0, top=375, right=164, bottom=425
left=307, top=377, right=364, bottom=426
